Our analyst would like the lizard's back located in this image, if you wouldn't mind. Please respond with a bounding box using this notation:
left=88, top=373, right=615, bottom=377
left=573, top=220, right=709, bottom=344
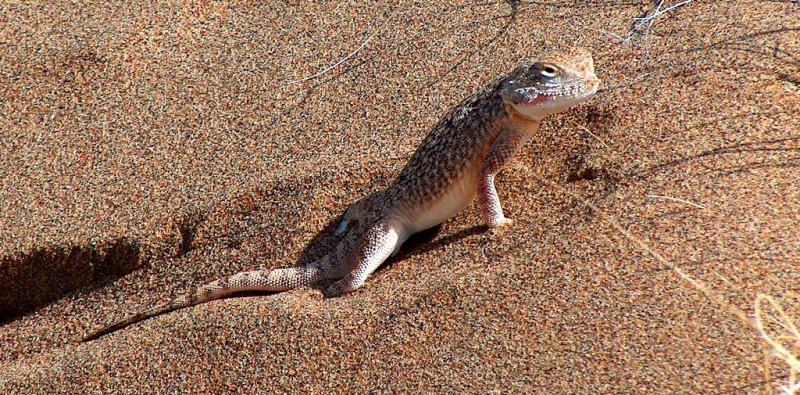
left=386, top=80, right=507, bottom=231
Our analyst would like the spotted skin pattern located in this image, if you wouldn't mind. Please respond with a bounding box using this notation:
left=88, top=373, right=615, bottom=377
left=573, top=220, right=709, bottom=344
left=82, top=48, right=599, bottom=341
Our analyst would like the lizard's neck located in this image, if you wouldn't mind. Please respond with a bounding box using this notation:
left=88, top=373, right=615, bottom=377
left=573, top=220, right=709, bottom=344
left=503, top=103, right=542, bottom=135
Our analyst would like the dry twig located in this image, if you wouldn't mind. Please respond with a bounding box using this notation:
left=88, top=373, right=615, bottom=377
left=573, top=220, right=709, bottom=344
left=756, top=294, right=800, bottom=394
left=538, top=176, right=800, bottom=393
left=624, top=0, right=694, bottom=54
left=567, top=120, right=611, bottom=149
left=286, top=29, right=378, bottom=85
left=646, top=194, right=705, bottom=209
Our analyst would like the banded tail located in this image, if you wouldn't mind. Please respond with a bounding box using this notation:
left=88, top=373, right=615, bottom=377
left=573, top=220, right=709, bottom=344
left=82, top=255, right=339, bottom=342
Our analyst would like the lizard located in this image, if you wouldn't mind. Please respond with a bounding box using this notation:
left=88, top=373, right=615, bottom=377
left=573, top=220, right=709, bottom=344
left=82, top=47, right=600, bottom=342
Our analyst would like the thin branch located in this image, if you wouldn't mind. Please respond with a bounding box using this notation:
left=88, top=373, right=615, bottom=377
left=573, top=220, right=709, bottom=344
left=597, top=72, right=654, bottom=93
left=650, top=0, right=693, bottom=17
left=624, top=0, right=694, bottom=45
left=428, top=0, right=520, bottom=85
left=536, top=176, right=750, bottom=325
left=286, top=29, right=377, bottom=85
left=569, top=121, right=611, bottom=149
left=646, top=194, right=706, bottom=209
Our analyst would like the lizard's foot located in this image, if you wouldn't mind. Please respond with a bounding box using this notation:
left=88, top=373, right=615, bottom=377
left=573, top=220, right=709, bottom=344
left=326, top=218, right=401, bottom=298
left=322, top=277, right=363, bottom=298
left=487, top=216, right=513, bottom=229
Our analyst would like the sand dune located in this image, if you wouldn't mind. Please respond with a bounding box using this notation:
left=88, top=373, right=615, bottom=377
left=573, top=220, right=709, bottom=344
left=1, top=0, right=798, bottom=393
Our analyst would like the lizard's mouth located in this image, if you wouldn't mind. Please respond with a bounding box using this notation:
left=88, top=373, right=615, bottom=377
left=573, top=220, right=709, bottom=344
left=507, top=88, right=551, bottom=106
left=518, top=94, right=551, bottom=106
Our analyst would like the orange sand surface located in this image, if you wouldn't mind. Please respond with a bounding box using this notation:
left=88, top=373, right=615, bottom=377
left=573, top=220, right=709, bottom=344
left=1, top=0, right=798, bottom=393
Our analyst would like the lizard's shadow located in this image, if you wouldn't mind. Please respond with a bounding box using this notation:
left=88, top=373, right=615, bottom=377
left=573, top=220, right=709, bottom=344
left=389, top=224, right=487, bottom=268
left=294, top=216, right=344, bottom=269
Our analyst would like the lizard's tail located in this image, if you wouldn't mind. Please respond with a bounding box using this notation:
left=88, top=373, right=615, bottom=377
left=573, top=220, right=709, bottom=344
left=81, top=259, right=335, bottom=342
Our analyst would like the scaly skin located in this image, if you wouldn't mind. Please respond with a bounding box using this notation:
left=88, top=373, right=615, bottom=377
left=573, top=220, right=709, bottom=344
left=82, top=47, right=600, bottom=342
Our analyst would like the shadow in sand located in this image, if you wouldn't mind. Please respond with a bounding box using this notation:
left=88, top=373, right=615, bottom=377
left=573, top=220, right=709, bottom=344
left=393, top=224, right=486, bottom=263
left=294, top=214, right=350, bottom=269
left=0, top=238, right=142, bottom=325
left=631, top=135, right=800, bottom=181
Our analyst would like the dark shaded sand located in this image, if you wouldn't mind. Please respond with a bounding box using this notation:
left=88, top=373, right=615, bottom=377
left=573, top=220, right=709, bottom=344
left=1, top=0, right=799, bottom=393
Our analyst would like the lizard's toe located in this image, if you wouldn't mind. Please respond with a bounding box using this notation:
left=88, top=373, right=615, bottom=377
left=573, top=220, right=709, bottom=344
left=322, top=278, right=361, bottom=298
left=487, top=217, right=514, bottom=236
left=488, top=217, right=513, bottom=228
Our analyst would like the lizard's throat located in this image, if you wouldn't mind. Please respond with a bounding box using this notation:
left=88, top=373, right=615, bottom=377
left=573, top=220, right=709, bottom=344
left=504, top=103, right=545, bottom=125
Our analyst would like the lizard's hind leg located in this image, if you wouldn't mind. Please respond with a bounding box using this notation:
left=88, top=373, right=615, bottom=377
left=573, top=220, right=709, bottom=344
left=335, top=190, right=385, bottom=236
left=324, top=218, right=406, bottom=297
left=306, top=230, right=360, bottom=281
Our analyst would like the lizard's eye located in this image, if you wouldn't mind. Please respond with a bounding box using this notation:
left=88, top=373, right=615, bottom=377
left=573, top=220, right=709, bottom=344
left=540, top=64, right=560, bottom=78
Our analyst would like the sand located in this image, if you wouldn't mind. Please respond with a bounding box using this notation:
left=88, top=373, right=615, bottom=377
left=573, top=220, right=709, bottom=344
left=1, top=0, right=798, bottom=393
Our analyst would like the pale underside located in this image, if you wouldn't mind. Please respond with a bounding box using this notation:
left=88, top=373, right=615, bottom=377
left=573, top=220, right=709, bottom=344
left=401, top=165, right=481, bottom=234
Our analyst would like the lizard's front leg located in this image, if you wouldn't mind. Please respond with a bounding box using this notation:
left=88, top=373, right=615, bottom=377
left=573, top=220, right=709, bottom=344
left=478, top=129, right=530, bottom=228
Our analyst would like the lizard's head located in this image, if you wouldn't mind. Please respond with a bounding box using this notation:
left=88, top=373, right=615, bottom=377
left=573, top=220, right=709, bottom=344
left=501, top=47, right=599, bottom=121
